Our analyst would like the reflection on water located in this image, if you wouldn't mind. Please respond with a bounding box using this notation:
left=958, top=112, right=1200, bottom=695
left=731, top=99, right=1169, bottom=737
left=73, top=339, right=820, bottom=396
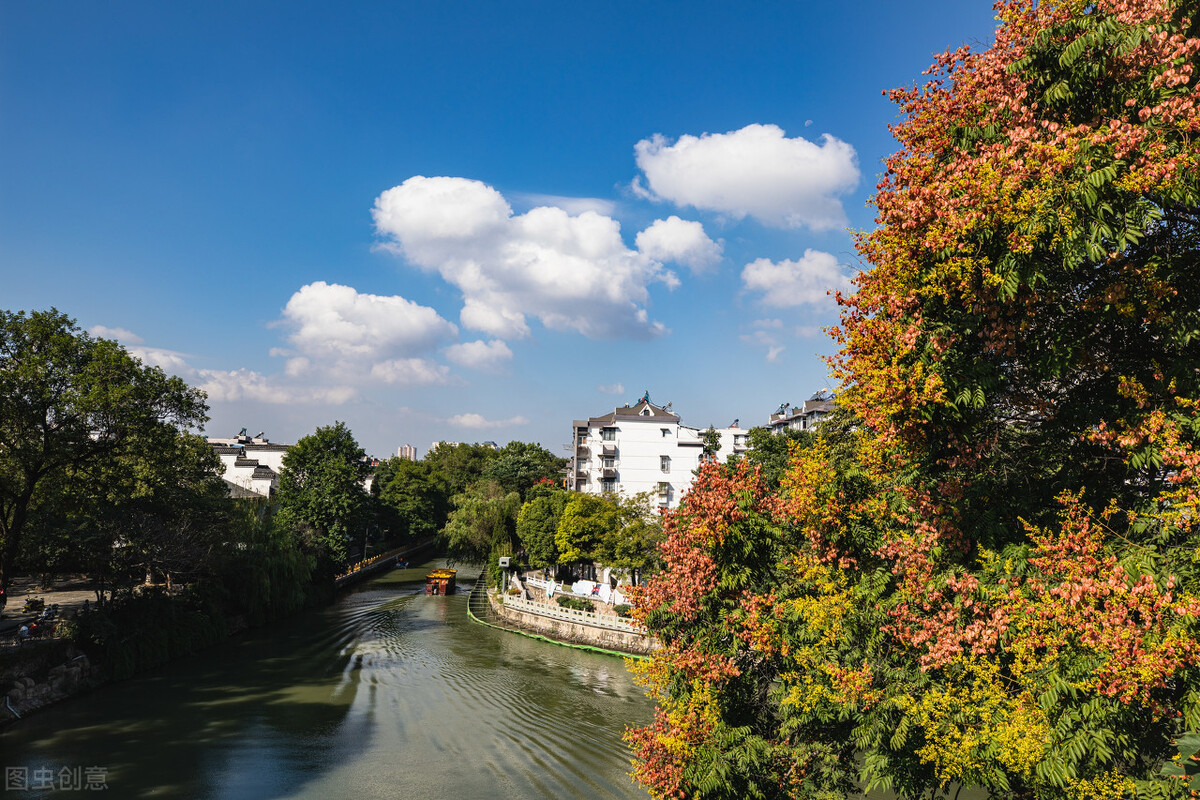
left=1, top=560, right=654, bottom=799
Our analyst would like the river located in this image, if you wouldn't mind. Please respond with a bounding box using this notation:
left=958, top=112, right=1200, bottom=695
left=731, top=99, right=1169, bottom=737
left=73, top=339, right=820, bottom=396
left=0, top=560, right=655, bottom=799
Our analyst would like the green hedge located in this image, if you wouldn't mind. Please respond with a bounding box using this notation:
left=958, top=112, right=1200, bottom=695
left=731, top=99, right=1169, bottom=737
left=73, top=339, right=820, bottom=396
left=555, top=595, right=595, bottom=613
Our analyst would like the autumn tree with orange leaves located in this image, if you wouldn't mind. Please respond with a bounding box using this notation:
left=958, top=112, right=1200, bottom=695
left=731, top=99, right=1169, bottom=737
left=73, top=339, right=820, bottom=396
left=627, top=2, right=1200, bottom=798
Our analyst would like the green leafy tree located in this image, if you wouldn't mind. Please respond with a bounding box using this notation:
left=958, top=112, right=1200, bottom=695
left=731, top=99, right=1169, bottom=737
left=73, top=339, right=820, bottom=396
left=738, top=426, right=815, bottom=487
left=0, top=309, right=207, bottom=589
left=555, top=493, right=616, bottom=565
left=516, top=485, right=568, bottom=568
left=700, top=426, right=722, bottom=459
left=375, top=457, right=443, bottom=541
left=441, top=480, right=520, bottom=564
left=74, top=425, right=232, bottom=594
left=482, top=441, right=567, bottom=498
left=274, top=421, right=370, bottom=567
left=422, top=442, right=499, bottom=498
left=597, top=491, right=664, bottom=582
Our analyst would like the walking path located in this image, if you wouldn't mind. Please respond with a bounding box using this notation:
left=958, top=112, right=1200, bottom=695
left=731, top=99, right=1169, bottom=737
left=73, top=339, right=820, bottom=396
left=2, top=575, right=96, bottom=623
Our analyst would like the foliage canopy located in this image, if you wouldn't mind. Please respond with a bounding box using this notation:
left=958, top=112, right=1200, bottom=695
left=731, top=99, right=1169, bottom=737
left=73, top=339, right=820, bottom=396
left=628, top=3, right=1200, bottom=798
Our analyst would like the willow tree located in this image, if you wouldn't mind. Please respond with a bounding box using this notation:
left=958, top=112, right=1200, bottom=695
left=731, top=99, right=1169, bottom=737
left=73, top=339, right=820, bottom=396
left=629, top=3, right=1200, bottom=798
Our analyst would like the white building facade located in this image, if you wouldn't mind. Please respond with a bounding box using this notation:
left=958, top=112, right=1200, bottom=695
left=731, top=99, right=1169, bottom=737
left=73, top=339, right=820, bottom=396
left=568, top=398, right=747, bottom=510
left=206, top=432, right=290, bottom=498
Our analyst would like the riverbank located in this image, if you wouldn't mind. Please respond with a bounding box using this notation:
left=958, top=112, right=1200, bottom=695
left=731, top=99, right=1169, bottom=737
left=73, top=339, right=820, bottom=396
left=1, top=539, right=438, bottom=726
left=473, top=580, right=659, bottom=657
left=0, top=562, right=654, bottom=799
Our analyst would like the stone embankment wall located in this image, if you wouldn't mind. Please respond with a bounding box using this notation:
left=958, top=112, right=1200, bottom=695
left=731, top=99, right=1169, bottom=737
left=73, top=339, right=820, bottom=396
left=487, top=593, right=659, bottom=656
left=2, top=646, right=95, bottom=720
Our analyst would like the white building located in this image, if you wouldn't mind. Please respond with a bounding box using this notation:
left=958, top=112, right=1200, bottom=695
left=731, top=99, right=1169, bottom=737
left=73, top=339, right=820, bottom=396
left=766, top=391, right=835, bottom=434
left=568, top=396, right=747, bottom=509
left=206, top=431, right=290, bottom=498
left=397, top=444, right=417, bottom=461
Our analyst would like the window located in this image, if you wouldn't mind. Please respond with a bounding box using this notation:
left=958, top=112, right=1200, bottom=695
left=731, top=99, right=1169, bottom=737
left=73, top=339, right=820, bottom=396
left=600, top=478, right=617, bottom=493
left=602, top=456, right=615, bottom=468
left=660, top=455, right=670, bottom=472
left=661, top=428, right=670, bottom=438
left=657, top=482, right=670, bottom=496
left=601, top=427, right=617, bottom=441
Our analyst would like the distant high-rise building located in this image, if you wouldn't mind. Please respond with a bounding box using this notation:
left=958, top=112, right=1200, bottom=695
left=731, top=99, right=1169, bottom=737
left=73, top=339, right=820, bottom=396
left=397, top=444, right=418, bottom=461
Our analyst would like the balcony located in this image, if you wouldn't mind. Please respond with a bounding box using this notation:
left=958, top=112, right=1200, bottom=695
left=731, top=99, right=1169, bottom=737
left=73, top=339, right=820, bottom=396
left=601, top=444, right=617, bottom=457
left=576, top=445, right=589, bottom=457
left=601, top=467, right=618, bottom=479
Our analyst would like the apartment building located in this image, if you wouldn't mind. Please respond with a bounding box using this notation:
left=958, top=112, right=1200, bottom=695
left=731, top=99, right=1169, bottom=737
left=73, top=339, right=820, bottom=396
left=766, top=390, right=835, bottom=434
left=568, top=396, right=746, bottom=509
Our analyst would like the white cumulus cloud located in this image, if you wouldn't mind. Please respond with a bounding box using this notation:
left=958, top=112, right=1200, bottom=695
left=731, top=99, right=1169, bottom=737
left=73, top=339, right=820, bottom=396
left=127, top=345, right=192, bottom=373
left=444, top=339, right=513, bottom=371
left=512, top=193, right=618, bottom=217
left=280, top=281, right=457, bottom=361
left=369, top=358, right=452, bottom=386
left=90, top=325, right=144, bottom=344
left=741, top=250, right=850, bottom=308
left=373, top=176, right=677, bottom=340
left=196, top=368, right=358, bottom=405
left=635, top=216, right=723, bottom=273
left=447, top=412, right=531, bottom=429
left=597, top=383, right=625, bottom=395
left=633, top=124, right=859, bottom=231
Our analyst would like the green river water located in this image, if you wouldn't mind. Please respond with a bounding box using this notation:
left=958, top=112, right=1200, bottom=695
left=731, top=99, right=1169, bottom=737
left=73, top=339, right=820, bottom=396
left=0, top=560, right=655, bottom=799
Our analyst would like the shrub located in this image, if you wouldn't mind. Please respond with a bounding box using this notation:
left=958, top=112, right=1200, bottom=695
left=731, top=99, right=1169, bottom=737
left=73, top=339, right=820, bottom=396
left=554, top=595, right=594, bottom=613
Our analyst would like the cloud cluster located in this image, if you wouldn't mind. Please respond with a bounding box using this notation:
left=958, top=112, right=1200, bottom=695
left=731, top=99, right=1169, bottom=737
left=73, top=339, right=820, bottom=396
left=447, top=412, right=530, bottom=429
left=198, top=367, right=359, bottom=405
left=741, top=250, right=850, bottom=308
left=634, top=216, right=723, bottom=273
left=280, top=281, right=457, bottom=362
left=633, top=124, right=860, bottom=231
left=740, top=319, right=786, bottom=363
left=444, top=339, right=513, bottom=371
left=373, top=176, right=681, bottom=340
left=104, top=280, right=476, bottom=407
left=90, top=325, right=143, bottom=344
left=275, top=281, right=459, bottom=387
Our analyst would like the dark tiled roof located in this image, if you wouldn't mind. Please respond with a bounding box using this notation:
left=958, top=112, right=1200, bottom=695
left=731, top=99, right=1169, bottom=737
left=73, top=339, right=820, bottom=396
left=588, top=400, right=680, bottom=425
left=243, top=443, right=291, bottom=452
left=234, top=458, right=259, bottom=468
left=212, top=446, right=242, bottom=455
left=251, top=466, right=277, bottom=479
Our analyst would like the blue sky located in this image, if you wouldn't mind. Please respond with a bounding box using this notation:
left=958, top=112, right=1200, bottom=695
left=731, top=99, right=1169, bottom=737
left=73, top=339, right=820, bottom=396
left=1, top=1, right=1001, bottom=458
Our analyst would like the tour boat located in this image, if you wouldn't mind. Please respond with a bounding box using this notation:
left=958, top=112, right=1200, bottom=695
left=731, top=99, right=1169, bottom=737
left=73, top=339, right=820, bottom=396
left=424, top=569, right=456, bottom=595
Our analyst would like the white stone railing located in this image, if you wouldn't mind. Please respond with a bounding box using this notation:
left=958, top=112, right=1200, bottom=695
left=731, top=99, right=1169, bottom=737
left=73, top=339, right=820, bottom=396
left=524, top=577, right=630, bottom=606
left=497, top=593, right=641, bottom=634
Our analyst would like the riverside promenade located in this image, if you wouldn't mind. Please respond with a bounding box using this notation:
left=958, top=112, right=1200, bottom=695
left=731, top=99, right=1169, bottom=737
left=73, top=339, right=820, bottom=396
left=468, top=574, right=658, bottom=657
